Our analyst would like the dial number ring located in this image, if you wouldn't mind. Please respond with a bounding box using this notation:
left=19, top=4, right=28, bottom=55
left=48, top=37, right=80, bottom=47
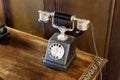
left=48, top=43, right=64, bottom=60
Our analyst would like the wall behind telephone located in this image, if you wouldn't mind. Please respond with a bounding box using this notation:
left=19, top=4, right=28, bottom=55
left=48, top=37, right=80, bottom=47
left=1, top=0, right=45, bottom=37
left=0, top=0, right=112, bottom=57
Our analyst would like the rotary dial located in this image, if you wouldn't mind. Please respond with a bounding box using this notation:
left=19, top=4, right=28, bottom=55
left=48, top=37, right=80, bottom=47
left=48, top=43, right=64, bottom=60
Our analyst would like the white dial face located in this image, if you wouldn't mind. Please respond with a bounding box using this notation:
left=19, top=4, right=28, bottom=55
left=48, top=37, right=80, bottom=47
left=48, top=43, right=64, bottom=60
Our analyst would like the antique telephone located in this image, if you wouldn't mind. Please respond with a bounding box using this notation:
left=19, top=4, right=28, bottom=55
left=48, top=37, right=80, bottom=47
left=38, top=10, right=90, bottom=71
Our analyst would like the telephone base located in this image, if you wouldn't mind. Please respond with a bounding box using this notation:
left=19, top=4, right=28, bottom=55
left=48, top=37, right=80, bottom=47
left=43, top=53, right=76, bottom=71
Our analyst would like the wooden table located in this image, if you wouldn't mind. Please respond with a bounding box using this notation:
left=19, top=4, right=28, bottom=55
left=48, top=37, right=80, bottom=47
left=0, top=27, right=107, bottom=80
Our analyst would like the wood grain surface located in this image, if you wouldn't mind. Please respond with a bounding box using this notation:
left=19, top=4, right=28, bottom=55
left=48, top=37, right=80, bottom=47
left=105, top=0, right=120, bottom=80
left=0, top=27, right=106, bottom=80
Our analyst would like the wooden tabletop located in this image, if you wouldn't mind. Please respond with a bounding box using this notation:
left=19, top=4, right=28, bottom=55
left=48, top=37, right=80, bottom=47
left=0, top=27, right=107, bottom=80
